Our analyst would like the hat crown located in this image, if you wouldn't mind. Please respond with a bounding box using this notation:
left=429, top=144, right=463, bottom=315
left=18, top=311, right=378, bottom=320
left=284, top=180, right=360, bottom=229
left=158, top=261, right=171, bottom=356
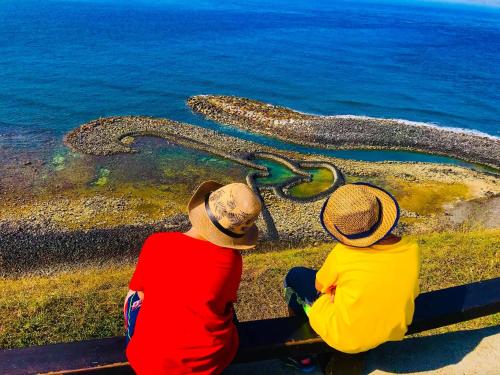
left=208, top=183, right=261, bottom=235
left=327, top=185, right=380, bottom=235
left=320, top=182, right=399, bottom=248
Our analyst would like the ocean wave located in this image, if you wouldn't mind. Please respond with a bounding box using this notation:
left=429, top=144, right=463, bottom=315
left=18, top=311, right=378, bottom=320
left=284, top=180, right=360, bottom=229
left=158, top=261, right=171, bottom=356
left=330, top=99, right=493, bottom=124
left=276, top=105, right=499, bottom=140
left=328, top=114, right=500, bottom=140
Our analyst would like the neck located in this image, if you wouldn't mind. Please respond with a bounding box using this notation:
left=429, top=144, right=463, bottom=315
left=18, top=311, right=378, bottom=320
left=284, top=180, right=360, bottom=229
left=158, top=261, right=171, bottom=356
left=376, top=234, right=401, bottom=245
left=184, top=227, right=207, bottom=241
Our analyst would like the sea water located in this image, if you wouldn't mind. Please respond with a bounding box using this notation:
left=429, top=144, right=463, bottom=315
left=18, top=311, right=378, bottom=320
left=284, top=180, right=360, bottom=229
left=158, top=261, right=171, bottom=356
left=0, top=0, right=499, bottom=167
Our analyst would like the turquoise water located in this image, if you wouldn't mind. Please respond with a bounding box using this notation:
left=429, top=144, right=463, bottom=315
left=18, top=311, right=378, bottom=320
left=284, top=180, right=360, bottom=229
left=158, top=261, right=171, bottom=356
left=0, top=0, right=499, bottom=166
left=253, top=158, right=336, bottom=199
left=252, top=159, right=298, bottom=186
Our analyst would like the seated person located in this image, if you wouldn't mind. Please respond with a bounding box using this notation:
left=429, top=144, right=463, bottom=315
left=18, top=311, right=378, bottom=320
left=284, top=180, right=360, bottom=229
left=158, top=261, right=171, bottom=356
left=124, top=181, right=262, bottom=375
left=284, top=182, right=420, bottom=370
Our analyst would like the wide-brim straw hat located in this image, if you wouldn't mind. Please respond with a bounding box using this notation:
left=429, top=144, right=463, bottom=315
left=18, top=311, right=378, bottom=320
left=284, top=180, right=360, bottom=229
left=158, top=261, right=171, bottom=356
left=188, top=181, right=261, bottom=250
left=320, top=182, right=400, bottom=247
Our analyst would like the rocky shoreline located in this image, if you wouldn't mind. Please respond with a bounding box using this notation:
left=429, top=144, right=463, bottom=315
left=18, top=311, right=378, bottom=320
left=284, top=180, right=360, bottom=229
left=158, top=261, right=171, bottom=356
left=64, top=116, right=345, bottom=203
left=64, top=116, right=265, bottom=170
left=1, top=114, right=497, bottom=276
left=187, top=95, right=500, bottom=169
left=63, top=116, right=345, bottom=242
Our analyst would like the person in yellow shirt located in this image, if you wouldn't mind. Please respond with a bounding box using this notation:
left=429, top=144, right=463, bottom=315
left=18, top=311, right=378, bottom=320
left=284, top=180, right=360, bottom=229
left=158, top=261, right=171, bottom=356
left=284, top=182, right=420, bottom=369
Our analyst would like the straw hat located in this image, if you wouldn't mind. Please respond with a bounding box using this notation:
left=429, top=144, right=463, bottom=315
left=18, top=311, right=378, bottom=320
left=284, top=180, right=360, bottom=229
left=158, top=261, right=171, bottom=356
left=188, top=181, right=262, bottom=250
left=320, top=182, right=400, bottom=247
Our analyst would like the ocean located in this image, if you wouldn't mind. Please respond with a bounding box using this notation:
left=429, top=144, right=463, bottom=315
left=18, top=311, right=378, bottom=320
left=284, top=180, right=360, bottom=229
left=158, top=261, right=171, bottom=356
left=0, top=0, right=499, bottom=165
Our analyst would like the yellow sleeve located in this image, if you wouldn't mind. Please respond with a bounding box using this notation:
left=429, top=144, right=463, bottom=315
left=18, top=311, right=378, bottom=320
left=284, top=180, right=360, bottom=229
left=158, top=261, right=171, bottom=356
left=316, top=247, right=339, bottom=293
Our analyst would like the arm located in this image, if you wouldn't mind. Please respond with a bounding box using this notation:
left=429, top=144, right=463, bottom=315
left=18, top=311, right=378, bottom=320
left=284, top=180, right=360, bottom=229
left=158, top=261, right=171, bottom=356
left=315, top=279, right=323, bottom=293
left=316, top=279, right=336, bottom=302
left=125, top=235, right=156, bottom=310
left=315, top=249, right=339, bottom=301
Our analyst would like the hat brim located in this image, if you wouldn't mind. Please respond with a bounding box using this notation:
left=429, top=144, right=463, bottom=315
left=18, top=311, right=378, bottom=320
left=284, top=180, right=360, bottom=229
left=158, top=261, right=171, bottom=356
left=320, top=182, right=400, bottom=247
left=188, top=180, right=259, bottom=250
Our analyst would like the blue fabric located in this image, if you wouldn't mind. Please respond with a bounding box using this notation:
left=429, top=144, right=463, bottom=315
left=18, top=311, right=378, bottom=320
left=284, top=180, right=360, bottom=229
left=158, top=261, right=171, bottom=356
left=284, top=267, right=319, bottom=317
left=125, top=292, right=142, bottom=345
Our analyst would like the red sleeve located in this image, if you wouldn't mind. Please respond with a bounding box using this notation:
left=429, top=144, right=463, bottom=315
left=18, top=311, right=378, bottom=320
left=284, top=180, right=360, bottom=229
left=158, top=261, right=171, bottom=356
left=129, top=234, right=156, bottom=291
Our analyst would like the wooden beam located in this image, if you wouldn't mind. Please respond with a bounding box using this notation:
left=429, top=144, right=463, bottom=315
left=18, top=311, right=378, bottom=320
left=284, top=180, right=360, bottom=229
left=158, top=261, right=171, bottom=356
left=1, top=278, right=498, bottom=374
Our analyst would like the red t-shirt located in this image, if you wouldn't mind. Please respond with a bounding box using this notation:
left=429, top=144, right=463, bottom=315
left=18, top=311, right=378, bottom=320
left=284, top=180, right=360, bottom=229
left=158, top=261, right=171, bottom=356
left=126, top=232, right=242, bottom=375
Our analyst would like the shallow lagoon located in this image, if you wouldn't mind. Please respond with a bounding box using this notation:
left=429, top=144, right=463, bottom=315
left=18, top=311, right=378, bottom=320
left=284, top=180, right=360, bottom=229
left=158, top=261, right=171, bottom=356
left=253, top=158, right=336, bottom=199
left=1, top=0, right=499, bottom=181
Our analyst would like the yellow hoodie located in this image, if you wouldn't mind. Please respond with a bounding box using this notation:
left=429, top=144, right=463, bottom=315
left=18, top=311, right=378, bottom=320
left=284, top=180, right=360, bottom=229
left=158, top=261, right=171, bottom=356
left=309, top=237, right=420, bottom=353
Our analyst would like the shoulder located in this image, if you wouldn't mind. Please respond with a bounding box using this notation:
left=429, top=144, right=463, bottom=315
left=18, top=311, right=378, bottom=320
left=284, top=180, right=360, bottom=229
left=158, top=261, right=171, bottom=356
left=141, top=232, right=179, bottom=251
left=231, top=249, right=243, bottom=265
left=216, top=248, right=243, bottom=271
left=146, top=231, right=179, bottom=242
left=217, top=247, right=242, bottom=262
left=398, top=237, right=421, bottom=262
left=331, top=243, right=347, bottom=258
left=401, top=237, right=419, bottom=250
left=322, top=245, right=340, bottom=265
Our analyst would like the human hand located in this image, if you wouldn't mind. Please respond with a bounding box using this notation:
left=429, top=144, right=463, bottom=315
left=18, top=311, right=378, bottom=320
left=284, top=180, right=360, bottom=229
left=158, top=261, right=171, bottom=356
left=327, top=287, right=336, bottom=303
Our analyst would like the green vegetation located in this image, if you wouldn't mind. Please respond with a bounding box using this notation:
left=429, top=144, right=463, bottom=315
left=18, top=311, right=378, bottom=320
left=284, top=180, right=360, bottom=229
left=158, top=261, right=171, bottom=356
left=390, top=179, right=471, bottom=216
left=253, top=158, right=336, bottom=199
left=253, top=158, right=298, bottom=185
left=0, top=266, right=132, bottom=348
left=341, top=175, right=471, bottom=217
left=1, top=229, right=498, bottom=349
left=92, top=168, right=111, bottom=187
left=289, top=168, right=335, bottom=199
left=238, top=229, right=499, bottom=324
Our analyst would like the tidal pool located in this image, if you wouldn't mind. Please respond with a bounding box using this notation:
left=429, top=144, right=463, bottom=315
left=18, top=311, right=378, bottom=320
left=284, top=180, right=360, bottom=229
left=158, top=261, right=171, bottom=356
left=252, top=158, right=298, bottom=186
left=288, top=167, right=335, bottom=199
left=252, top=158, right=336, bottom=200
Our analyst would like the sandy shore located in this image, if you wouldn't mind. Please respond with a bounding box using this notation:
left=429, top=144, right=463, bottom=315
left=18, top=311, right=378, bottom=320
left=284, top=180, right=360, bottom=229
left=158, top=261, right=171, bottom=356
left=187, top=95, right=500, bottom=169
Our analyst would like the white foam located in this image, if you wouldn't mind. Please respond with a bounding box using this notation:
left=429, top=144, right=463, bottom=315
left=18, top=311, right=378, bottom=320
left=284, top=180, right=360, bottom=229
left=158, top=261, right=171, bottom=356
left=195, top=97, right=500, bottom=140
left=293, top=110, right=499, bottom=140
left=329, top=114, right=499, bottom=140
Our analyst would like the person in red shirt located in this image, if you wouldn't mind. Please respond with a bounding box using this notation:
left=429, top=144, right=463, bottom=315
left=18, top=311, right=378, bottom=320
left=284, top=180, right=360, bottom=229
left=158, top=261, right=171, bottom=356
left=123, top=181, right=262, bottom=374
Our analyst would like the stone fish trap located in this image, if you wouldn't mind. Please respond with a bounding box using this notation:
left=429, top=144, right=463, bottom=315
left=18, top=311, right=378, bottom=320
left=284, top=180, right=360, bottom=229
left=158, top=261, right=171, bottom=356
left=64, top=116, right=345, bottom=239
left=187, top=95, right=500, bottom=170
left=245, top=151, right=344, bottom=203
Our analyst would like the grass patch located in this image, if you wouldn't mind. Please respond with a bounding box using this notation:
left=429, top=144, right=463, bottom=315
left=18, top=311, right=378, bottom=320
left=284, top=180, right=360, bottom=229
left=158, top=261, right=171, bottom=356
left=1, top=229, right=498, bottom=349
left=391, top=180, right=471, bottom=216
left=238, top=229, right=499, bottom=322
left=343, top=175, right=471, bottom=217
left=0, top=266, right=133, bottom=348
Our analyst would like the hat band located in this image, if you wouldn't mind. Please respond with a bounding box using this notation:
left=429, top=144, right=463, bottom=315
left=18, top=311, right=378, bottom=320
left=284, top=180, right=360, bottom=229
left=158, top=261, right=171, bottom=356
left=205, top=194, right=245, bottom=239
left=333, top=198, right=383, bottom=240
